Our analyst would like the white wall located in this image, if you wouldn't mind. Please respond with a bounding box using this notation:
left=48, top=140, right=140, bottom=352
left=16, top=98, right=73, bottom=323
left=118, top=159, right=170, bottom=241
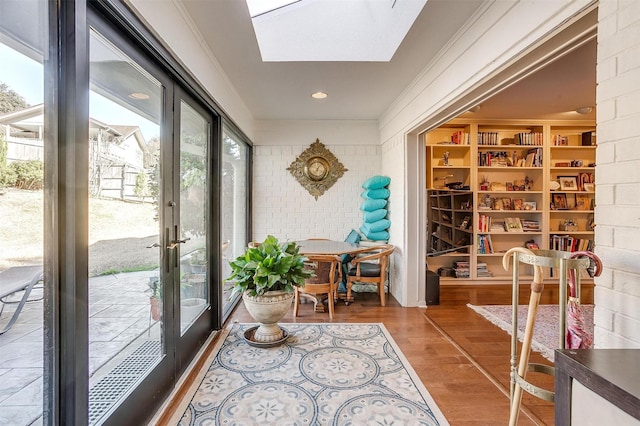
left=593, top=0, right=640, bottom=348
left=252, top=120, right=381, bottom=242
left=379, top=0, right=596, bottom=307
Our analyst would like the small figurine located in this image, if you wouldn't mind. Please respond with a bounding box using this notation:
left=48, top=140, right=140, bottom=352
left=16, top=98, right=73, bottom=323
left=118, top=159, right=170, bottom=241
left=442, top=151, right=450, bottom=166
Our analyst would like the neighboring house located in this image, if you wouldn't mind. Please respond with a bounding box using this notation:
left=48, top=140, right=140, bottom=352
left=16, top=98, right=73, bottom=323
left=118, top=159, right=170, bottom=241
left=0, top=104, right=149, bottom=200
left=0, top=104, right=44, bottom=163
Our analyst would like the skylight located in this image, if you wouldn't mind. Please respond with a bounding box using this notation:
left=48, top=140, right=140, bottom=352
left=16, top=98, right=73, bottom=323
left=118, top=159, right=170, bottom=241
left=246, top=0, right=300, bottom=18
left=245, top=0, right=428, bottom=62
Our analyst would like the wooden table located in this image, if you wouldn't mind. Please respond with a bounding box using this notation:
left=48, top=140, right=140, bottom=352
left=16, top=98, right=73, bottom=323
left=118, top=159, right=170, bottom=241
left=555, top=349, right=640, bottom=425
left=294, top=240, right=368, bottom=312
left=295, top=239, right=364, bottom=256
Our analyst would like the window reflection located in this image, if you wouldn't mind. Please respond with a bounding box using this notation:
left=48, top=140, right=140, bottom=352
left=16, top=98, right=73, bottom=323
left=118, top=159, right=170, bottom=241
left=0, top=2, right=46, bottom=423
left=221, top=126, right=249, bottom=318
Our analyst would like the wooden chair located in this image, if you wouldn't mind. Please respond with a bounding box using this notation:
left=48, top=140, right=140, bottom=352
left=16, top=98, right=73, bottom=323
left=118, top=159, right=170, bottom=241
left=346, top=244, right=394, bottom=306
left=294, top=254, right=341, bottom=319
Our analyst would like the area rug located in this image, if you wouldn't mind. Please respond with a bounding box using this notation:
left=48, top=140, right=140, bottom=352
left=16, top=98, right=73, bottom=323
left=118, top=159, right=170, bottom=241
left=467, top=304, right=594, bottom=362
left=176, top=323, right=449, bottom=425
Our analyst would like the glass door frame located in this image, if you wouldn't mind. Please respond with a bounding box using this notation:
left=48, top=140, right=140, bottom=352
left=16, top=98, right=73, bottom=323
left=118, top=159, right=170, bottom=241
left=171, top=86, right=221, bottom=374
left=43, top=1, right=229, bottom=424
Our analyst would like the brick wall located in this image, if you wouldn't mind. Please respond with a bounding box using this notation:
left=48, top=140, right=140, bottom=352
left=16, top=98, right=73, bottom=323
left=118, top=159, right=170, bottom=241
left=594, top=0, right=640, bottom=347
left=252, top=144, right=382, bottom=243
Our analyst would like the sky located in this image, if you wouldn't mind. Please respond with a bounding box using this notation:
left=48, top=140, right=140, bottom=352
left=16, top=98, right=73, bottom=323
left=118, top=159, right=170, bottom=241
left=0, top=43, right=159, bottom=141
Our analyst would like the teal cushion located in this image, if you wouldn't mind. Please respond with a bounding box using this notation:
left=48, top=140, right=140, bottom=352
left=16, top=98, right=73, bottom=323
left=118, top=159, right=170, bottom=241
left=362, top=175, right=391, bottom=190
left=359, top=225, right=390, bottom=241
left=363, top=209, right=387, bottom=223
left=363, top=219, right=390, bottom=232
left=361, top=188, right=390, bottom=200
left=360, top=199, right=387, bottom=211
left=344, top=229, right=361, bottom=244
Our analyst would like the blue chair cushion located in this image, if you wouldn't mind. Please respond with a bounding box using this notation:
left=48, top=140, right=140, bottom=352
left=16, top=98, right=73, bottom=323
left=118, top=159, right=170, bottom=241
left=362, top=219, right=390, bottom=233
left=359, top=226, right=389, bottom=241
left=362, top=175, right=391, bottom=190
left=360, top=199, right=387, bottom=211
left=361, top=188, right=390, bottom=200
left=348, top=262, right=381, bottom=277
left=363, top=208, right=387, bottom=223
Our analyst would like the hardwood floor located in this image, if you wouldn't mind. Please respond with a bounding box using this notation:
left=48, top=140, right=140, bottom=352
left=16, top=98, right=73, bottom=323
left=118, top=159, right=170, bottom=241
left=225, top=289, right=556, bottom=425
left=160, top=286, right=559, bottom=425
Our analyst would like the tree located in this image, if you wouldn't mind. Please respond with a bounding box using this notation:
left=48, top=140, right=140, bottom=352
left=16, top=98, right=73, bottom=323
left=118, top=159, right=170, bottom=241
left=0, top=82, right=29, bottom=114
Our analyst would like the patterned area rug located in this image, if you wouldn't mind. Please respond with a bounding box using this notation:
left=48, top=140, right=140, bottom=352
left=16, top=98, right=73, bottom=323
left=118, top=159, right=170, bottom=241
left=176, top=323, right=449, bottom=425
left=468, top=304, right=594, bottom=362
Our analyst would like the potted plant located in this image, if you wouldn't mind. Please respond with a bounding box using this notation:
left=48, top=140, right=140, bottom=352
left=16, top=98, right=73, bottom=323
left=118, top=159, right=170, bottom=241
left=149, top=276, right=162, bottom=321
left=188, top=248, right=207, bottom=274
left=227, top=235, right=313, bottom=344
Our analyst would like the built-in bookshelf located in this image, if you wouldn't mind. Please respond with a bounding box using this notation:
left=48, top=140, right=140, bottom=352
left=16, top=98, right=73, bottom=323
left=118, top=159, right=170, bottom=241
left=427, top=190, right=474, bottom=279
left=425, top=119, right=596, bottom=282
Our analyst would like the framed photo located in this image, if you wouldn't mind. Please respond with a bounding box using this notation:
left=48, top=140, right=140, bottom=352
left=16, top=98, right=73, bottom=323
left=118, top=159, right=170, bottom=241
left=501, top=197, right=513, bottom=210
left=575, top=193, right=590, bottom=210
left=523, top=201, right=537, bottom=211
left=553, top=192, right=569, bottom=210
left=566, top=193, right=576, bottom=210
left=578, top=172, right=591, bottom=191
left=512, top=198, right=524, bottom=210
left=583, top=183, right=595, bottom=192
left=559, top=175, right=578, bottom=191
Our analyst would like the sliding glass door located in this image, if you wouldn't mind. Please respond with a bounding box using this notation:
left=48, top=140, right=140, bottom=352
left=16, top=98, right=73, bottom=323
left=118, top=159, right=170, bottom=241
left=85, top=15, right=217, bottom=426
left=2, top=1, right=240, bottom=423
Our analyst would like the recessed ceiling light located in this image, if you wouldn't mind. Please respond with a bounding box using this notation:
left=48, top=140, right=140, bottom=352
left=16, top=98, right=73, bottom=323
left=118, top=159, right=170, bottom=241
left=311, top=92, right=328, bottom=99
left=129, top=92, right=150, bottom=100
left=575, top=106, right=593, bottom=114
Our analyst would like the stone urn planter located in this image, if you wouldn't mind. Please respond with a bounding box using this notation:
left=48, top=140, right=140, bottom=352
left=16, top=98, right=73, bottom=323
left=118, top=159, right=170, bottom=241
left=242, top=290, right=293, bottom=343
left=226, top=235, right=313, bottom=346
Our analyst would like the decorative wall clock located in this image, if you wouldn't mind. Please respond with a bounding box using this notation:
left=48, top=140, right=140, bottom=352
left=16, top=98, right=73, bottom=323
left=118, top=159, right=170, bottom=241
left=287, top=139, right=347, bottom=200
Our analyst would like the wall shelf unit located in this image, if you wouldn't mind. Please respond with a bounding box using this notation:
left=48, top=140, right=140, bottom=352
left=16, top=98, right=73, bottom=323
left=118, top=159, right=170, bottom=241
left=425, top=119, right=596, bottom=282
left=427, top=190, right=473, bottom=280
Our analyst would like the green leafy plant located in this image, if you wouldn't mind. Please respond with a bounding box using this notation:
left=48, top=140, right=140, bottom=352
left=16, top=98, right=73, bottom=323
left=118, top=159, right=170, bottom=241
left=226, top=235, right=313, bottom=297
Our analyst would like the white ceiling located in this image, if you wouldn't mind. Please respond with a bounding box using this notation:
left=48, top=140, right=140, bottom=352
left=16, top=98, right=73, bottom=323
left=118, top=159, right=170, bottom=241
left=247, top=0, right=427, bottom=62
left=181, top=0, right=596, bottom=122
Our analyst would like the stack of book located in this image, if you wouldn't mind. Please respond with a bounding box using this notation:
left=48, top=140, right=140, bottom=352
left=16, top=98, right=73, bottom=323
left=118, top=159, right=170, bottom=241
left=477, top=262, right=493, bottom=277
left=522, top=219, right=540, bottom=232
left=453, top=261, right=470, bottom=278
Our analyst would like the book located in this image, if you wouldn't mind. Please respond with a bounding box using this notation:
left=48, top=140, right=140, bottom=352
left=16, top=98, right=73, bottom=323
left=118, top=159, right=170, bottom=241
left=505, top=217, right=523, bottom=232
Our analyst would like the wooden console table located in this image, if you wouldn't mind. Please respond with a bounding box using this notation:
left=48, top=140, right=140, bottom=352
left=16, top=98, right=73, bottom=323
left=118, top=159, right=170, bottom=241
left=555, top=349, right=640, bottom=425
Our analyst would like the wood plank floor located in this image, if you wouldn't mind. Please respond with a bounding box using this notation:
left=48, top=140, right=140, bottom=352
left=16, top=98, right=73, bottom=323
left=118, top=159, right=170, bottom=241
left=222, top=290, right=556, bottom=425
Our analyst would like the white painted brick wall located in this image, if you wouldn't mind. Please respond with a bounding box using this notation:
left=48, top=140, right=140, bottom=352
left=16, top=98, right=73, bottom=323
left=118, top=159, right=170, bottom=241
left=252, top=144, right=382, bottom=243
left=594, top=0, right=640, bottom=348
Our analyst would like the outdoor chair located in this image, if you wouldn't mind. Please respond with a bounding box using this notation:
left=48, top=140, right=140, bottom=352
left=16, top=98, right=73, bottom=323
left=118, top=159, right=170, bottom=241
left=295, top=254, right=341, bottom=319
left=346, top=244, right=394, bottom=306
left=0, top=265, right=44, bottom=335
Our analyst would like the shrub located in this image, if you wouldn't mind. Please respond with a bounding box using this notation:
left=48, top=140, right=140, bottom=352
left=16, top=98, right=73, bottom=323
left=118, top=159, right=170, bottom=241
left=8, top=160, right=44, bottom=190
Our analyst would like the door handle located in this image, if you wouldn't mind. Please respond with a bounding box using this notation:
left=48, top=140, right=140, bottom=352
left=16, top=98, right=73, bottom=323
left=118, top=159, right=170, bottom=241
left=167, top=237, right=190, bottom=250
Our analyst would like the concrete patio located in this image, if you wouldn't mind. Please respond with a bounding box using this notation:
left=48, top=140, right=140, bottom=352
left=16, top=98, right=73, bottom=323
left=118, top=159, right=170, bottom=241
left=0, top=270, right=164, bottom=426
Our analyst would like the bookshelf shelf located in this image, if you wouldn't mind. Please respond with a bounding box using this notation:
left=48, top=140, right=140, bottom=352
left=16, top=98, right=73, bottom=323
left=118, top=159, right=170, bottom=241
left=425, top=119, right=596, bottom=282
